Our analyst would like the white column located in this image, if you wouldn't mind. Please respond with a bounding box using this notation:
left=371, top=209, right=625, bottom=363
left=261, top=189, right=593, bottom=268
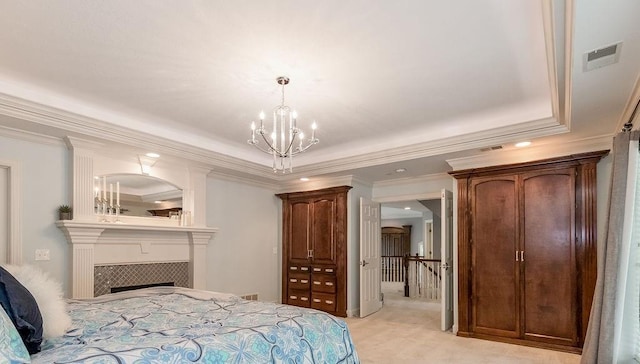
left=64, top=137, right=103, bottom=222
left=57, top=223, right=104, bottom=298
left=189, top=231, right=215, bottom=289
left=187, top=167, right=211, bottom=227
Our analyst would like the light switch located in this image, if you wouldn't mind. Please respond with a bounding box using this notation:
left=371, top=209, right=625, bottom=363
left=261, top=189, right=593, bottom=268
left=272, top=247, right=278, bottom=255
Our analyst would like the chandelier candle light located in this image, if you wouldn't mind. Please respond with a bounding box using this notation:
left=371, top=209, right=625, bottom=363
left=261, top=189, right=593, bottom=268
left=248, top=76, right=319, bottom=173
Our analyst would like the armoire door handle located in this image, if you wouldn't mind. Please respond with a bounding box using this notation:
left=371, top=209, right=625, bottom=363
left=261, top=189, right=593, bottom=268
left=521, top=251, right=524, bottom=262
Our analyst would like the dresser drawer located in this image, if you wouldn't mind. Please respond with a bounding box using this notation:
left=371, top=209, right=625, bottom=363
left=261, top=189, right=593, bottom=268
left=288, top=273, right=310, bottom=290
left=289, top=265, right=310, bottom=273
left=287, top=290, right=311, bottom=308
left=311, top=274, right=336, bottom=294
left=311, top=293, right=336, bottom=312
left=311, top=266, right=336, bottom=274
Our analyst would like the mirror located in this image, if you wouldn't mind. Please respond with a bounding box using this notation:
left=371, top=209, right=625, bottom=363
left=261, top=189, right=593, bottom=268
left=98, top=174, right=182, bottom=218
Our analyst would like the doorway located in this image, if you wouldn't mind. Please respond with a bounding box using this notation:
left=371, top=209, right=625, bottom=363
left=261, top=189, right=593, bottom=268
left=380, top=199, right=440, bottom=304
left=360, top=190, right=454, bottom=332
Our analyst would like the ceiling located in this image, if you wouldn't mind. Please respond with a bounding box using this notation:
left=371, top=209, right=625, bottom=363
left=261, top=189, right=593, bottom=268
left=0, top=1, right=638, bottom=184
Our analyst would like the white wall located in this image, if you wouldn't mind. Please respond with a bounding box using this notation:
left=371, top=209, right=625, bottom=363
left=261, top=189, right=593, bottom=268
left=206, top=177, right=281, bottom=302
left=373, top=174, right=454, bottom=201
left=0, top=134, right=70, bottom=294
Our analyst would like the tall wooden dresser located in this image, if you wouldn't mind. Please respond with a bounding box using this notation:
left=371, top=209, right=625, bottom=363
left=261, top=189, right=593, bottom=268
left=449, top=151, right=608, bottom=352
left=277, top=186, right=351, bottom=317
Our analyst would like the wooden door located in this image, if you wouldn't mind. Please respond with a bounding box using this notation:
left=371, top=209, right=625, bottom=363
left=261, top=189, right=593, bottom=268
left=311, top=197, right=337, bottom=266
left=289, top=200, right=312, bottom=266
left=470, top=176, right=520, bottom=338
left=521, top=169, right=577, bottom=346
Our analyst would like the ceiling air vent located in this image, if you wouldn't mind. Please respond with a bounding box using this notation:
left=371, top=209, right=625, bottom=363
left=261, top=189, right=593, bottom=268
left=583, top=42, right=622, bottom=72
left=480, top=145, right=503, bottom=152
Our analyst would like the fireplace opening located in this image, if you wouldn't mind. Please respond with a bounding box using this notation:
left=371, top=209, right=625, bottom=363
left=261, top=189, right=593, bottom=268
left=111, top=282, right=175, bottom=294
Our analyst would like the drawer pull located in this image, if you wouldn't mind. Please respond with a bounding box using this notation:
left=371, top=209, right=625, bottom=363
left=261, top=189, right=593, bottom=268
left=325, top=300, right=334, bottom=305
left=300, top=267, right=309, bottom=271
left=325, top=282, right=334, bottom=286
left=313, top=298, right=321, bottom=303
left=325, top=268, right=334, bottom=273
left=313, top=268, right=321, bottom=272
left=289, top=295, right=297, bottom=300
left=290, top=267, right=298, bottom=271
left=300, top=279, right=308, bottom=284
left=313, top=281, right=321, bottom=285
left=290, top=278, right=298, bottom=283
left=300, top=297, right=309, bottom=301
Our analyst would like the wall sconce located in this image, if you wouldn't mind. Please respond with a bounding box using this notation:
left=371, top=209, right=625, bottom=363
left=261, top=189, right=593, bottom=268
left=138, top=154, right=159, bottom=175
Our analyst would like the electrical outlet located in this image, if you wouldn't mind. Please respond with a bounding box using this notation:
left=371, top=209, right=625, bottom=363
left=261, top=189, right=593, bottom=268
left=35, top=249, right=50, bottom=261
left=272, top=247, right=278, bottom=255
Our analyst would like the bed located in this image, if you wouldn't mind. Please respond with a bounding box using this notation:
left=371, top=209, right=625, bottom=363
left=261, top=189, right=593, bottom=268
left=22, top=286, right=359, bottom=363
left=0, top=265, right=360, bottom=364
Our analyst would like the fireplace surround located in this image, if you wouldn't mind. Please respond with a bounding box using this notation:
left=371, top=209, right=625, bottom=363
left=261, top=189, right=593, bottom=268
left=57, top=221, right=217, bottom=298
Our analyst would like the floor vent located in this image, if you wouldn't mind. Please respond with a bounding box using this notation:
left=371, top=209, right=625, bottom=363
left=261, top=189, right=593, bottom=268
left=583, top=42, right=622, bottom=72
left=241, top=293, right=259, bottom=301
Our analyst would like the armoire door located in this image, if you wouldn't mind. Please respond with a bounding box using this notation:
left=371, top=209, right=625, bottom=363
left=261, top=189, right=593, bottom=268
left=310, top=197, right=336, bottom=266
left=521, top=168, right=577, bottom=346
left=470, top=176, right=520, bottom=338
left=289, top=200, right=312, bottom=266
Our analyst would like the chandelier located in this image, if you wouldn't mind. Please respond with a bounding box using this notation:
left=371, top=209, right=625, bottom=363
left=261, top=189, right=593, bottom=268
left=248, top=76, right=319, bottom=173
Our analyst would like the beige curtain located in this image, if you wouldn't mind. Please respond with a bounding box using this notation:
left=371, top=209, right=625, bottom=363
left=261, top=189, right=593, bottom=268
left=581, top=130, right=640, bottom=363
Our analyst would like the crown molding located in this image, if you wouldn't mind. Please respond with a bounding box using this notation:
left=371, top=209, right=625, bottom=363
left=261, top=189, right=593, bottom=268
left=446, top=134, right=612, bottom=171
left=0, top=92, right=287, bottom=181
left=616, top=72, right=640, bottom=132
left=0, top=124, right=65, bottom=147
left=541, top=0, right=573, bottom=130
left=207, top=170, right=280, bottom=191
left=287, top=117, right=568, bottom=178
left=0, top=77, right=570, bottom=185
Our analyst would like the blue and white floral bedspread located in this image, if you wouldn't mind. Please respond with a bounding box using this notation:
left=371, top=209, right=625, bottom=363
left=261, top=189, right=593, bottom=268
left=31, top=287, right=359, bottom=363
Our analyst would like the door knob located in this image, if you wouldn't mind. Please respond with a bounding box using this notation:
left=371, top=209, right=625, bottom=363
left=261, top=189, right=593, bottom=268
left=441, top=262, right=450, bottom=270
left=360, top=260, right=368, bottom=266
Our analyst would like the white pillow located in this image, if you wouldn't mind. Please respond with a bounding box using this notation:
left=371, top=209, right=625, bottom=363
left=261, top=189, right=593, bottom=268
left=2, top=264, right=72, bottom=339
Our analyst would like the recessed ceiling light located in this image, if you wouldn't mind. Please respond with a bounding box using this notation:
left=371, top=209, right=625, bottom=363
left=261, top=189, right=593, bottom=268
left=146, top=152, right=160, bottom=158
left=404, top=207, right=411, bottom=210
left=515, top=141, right=532, bottom=148
left=300, top=177, right=310, bottom=182
left=395, top=168, right=407, bottom=173
left=154, top=200, right=163, bottom=204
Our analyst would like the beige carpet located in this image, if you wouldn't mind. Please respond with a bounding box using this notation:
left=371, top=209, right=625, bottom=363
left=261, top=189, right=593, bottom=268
left=344, top=286, right=581, bottom=364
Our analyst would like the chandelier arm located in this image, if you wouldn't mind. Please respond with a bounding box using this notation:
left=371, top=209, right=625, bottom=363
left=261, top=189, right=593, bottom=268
left=249, top=141, right=278, bottom=156
left=282, top=132, right=300, bottom=156
left=258, top=132, right=288, bottom=157
left=297, top=140, right=319, bottom=154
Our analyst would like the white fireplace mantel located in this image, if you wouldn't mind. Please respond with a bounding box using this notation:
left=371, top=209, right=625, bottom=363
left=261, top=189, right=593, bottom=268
left=57, top=220, right=218, bottom=298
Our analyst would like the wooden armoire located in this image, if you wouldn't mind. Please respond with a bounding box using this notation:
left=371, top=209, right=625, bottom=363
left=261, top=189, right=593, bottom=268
left=449, top=150, right=608, bottom=352
left=276, top=186, right=352, bottom=317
